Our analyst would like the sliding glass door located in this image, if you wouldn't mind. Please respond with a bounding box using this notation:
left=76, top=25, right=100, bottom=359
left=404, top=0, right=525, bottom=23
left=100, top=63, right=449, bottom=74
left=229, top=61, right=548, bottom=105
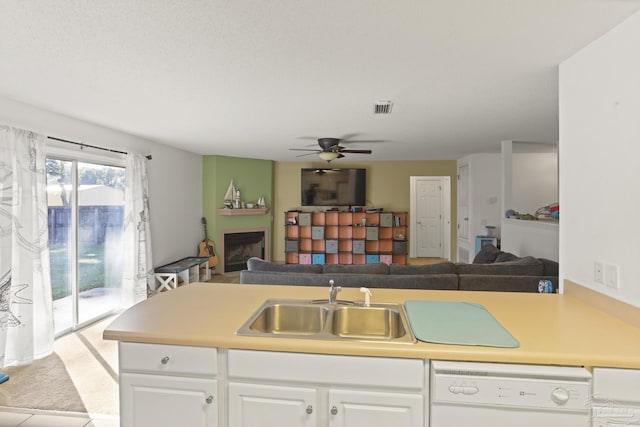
left=47, top=157, right=125, bottom=335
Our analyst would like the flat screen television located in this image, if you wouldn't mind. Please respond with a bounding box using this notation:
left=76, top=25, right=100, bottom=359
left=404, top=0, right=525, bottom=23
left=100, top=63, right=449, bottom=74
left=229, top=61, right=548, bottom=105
left=301, top=168, right=366, bottom=206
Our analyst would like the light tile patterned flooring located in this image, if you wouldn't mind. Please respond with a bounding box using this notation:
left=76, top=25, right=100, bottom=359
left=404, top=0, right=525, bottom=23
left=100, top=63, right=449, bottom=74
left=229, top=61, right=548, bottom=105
left=0, top=407, right=118, bottom=427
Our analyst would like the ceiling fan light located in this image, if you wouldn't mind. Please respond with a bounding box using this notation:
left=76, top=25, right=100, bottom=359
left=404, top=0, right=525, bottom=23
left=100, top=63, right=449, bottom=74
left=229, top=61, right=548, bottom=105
left=318, top=151, right=339, bottom=162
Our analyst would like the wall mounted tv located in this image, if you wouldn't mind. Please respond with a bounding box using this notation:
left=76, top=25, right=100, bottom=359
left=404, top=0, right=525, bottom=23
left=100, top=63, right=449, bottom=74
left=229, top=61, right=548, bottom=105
left=301, top=168, right=366, bottom=206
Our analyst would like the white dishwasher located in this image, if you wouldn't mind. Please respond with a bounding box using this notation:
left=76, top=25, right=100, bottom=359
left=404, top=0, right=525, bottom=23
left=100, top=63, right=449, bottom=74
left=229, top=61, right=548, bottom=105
left=430, top=360, right=592, bottom=427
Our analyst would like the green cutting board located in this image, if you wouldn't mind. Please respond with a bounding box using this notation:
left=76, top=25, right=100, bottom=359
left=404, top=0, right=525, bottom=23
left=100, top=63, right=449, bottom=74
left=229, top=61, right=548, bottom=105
left=404, top=300, right=519, bottom=348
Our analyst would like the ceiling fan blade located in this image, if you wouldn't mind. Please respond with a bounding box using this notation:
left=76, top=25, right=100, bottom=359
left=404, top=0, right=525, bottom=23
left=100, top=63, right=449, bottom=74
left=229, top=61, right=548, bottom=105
left=338, top=149, right=372, bottom=154
left=337, top=153, right=346, bottom=159
left=338, top=133, right=362, bottom=141
left=289, top=148, right=320, bottom=152
left=340, top=139, right=387, bottom=144
left=295, top=152, right=318, bottom=157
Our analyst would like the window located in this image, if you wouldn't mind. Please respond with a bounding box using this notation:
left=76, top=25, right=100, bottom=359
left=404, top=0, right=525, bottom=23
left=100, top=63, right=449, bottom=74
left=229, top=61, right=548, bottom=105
left=47, top=155, right=125, bottom=335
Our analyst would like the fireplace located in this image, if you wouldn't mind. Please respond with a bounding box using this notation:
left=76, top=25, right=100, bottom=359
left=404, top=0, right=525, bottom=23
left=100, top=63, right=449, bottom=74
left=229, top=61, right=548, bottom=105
left=222, top=230, right=266, bottom=273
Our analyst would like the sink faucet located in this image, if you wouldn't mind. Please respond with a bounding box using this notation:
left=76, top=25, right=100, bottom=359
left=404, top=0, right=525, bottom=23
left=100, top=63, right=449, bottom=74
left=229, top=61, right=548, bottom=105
left=328, top=279, right=341, bottom=304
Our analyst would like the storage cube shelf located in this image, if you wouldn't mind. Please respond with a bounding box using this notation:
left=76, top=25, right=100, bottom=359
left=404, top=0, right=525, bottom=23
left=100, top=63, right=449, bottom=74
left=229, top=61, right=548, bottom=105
left=285, top=211, right=408, bottom=265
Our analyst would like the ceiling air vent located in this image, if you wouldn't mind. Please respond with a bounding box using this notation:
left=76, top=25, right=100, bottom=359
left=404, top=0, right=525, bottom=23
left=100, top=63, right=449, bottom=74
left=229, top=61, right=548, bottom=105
left=373, top=100, right=393, bottom=114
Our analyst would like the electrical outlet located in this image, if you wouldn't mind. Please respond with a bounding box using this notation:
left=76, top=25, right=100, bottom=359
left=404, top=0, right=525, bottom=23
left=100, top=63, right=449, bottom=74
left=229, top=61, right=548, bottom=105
left=605, top=264, right=618, bottom=289
left=594, top=261, right=603, bottom=284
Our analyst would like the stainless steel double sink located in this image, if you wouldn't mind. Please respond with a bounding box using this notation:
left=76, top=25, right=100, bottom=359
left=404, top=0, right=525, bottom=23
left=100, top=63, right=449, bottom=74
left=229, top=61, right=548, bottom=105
left=236, top=299, right=416, bottom=344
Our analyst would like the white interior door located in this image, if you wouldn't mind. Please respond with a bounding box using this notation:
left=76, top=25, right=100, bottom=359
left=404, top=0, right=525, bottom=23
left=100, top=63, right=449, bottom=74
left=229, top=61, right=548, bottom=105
left=410, top=176, right=450, bottom=259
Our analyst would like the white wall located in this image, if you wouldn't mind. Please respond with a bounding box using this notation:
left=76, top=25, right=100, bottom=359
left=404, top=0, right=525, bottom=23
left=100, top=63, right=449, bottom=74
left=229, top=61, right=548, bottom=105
left=457, top=154, right=501, bottom=262
left=501, top=219, right=559, bottom=261
left=468, top=154, right=502, bottom=237
left=512, top=152, right=558, bottom=215
left=559, top=10, right=640, bottom=306
left=500, top=141, right=559, bottom=261
left=0, top=96, right=202, bottom=266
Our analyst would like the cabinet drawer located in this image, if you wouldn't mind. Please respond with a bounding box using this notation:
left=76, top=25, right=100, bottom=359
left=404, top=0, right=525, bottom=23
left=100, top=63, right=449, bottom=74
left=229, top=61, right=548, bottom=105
left=379, top=213, right=393, bottom=227
left=299, top=253, right=312, bottom=264
left=393, top=240, right=408, bottom=254
left=298, top=213, right=312, bottom=226
left=120, top=342, right=217, bottom=376
left=285, top=240, right=299, bottom=253
left=325, top=239, right=339, bottom=254
left=365, top=226, right=379, bottom=241
left=311, top=226, right=325, bottom=240
left=228, top=350, right=424, bottom=390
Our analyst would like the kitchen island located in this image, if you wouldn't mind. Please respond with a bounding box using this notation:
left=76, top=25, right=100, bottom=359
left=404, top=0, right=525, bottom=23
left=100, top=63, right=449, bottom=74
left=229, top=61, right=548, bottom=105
left=104, top=282, right=640, bottom=427
left=104, top=282, right=640, bottom=368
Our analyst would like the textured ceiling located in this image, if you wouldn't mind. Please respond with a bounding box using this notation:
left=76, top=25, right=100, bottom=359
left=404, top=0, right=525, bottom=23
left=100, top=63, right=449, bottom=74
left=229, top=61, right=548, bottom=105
left=1, top=1, right=639, bottom=161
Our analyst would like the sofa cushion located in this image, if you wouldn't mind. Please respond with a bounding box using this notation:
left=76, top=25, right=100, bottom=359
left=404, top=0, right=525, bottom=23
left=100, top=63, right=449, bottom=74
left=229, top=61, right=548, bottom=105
left=472, top=244, right=500, bottom=264
left=241, top=270, right=328, bottom=286
left=247, top=257, right=322, bottom=274
left=494, top=251, right=520, bottom=263
left=322, top=263, right=389, bottom=275
left=456, top=256, right=544, bottom=276
left=459, top=275, right=557, bottom=293
left=389, top=262, right=457, bottom=275
left=539, top=258, right=559, bottom=276
left=386, top=274, right=459, bottom=290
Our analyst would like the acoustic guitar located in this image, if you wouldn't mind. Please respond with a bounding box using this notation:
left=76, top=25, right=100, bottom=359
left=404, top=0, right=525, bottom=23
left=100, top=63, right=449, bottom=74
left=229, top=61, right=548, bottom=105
left=198, top=217, right=218, bottom=268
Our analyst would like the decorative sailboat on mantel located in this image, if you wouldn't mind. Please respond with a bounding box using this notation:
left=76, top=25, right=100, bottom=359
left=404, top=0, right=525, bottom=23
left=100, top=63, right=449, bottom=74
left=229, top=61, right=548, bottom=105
left=223, top=179, right=236, bottom=208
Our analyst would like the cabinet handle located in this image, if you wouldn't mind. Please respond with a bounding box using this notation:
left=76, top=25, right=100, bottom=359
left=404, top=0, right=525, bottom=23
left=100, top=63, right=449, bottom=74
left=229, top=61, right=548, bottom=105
left=206, top=395, right=214, bottom=404
left=161, top=356, right=170, bottom=365
left=330, top=406, right=338, bottom=415
left=306, top=405, right=313, bottom=414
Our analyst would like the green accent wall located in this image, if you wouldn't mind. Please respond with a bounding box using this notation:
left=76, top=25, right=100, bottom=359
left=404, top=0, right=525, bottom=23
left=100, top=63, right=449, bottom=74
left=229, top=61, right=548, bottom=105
left=202, top=155, right=274, bottom=268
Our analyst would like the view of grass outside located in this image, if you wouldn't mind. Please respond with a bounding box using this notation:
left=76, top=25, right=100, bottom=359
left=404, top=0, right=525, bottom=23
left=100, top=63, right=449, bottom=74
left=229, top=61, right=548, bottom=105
left=49, top=242, right=123, bottom=300
left=47, top=158, right=125, bottom=331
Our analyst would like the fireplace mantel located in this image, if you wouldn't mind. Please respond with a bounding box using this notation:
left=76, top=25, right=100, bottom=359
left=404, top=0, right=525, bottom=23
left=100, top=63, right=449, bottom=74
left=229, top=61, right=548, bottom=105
left=217, top=208, right=269, bottom=216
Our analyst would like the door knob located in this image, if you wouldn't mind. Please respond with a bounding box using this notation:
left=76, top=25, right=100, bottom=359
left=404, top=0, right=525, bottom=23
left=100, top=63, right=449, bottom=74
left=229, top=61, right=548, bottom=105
left=206, top=395, right=214, bottom=404
left=306, top=405, right=313, bottom=414
left=330, top=406, right=338, bottom=415
left=160, top=356, right=170, bottom=365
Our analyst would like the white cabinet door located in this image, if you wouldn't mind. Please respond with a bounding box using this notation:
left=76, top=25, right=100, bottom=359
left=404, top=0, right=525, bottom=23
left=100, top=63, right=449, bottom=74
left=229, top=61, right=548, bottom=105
left=328, top=389, right=423, bottom=427
left=229, top=382, right=317, bottom=427
left=120, top=372, right=217, bottom=427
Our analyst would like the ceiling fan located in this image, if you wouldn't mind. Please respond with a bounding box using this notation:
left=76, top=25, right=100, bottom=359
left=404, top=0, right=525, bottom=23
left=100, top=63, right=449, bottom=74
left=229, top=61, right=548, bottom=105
left=289, top=136, right=382, bottom=162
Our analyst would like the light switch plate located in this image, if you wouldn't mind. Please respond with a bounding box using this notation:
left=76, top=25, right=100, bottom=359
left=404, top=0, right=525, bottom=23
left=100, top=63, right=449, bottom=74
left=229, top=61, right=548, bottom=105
left=594, top=261, right=603, bottom=284
left=605, top=264, right=618, bottom=289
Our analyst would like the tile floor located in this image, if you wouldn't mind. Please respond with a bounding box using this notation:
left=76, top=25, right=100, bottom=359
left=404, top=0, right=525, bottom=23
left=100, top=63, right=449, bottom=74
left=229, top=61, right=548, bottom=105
left=0, top=407, right=118, bottom=427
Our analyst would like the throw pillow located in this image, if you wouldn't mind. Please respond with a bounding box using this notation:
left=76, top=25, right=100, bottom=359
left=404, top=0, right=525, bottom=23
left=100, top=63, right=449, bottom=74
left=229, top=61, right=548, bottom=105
left=472, top=244, right=500, bottom=264
left=494, top=251, right=520, bottom=262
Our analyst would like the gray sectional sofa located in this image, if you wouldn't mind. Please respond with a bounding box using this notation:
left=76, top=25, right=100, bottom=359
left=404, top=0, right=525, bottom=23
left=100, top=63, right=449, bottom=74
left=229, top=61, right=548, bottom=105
left=240, top=246, right=559, bottom=293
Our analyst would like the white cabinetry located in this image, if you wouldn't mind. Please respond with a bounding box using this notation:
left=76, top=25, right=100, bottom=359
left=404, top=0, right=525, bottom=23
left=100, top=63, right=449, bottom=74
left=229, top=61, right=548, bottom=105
left=328, top=389, right=423, bottom=427
left=229, top=382, right=318, bottom=426
left=227, top=349, right=425, bottom=427
left=592, top=367, right=640, bottom=426
left=119, top=342, right=219, bottom=427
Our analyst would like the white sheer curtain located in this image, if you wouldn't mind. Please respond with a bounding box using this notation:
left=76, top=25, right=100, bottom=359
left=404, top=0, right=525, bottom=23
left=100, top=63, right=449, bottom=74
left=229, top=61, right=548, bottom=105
left=122, top=152, right=153, bottom=307
left=0, top=126, right=54, bottom=367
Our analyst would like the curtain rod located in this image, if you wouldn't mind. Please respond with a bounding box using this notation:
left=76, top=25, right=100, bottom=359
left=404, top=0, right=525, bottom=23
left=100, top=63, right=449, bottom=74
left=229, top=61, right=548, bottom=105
left=47, top=136, right=152, bottom=160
